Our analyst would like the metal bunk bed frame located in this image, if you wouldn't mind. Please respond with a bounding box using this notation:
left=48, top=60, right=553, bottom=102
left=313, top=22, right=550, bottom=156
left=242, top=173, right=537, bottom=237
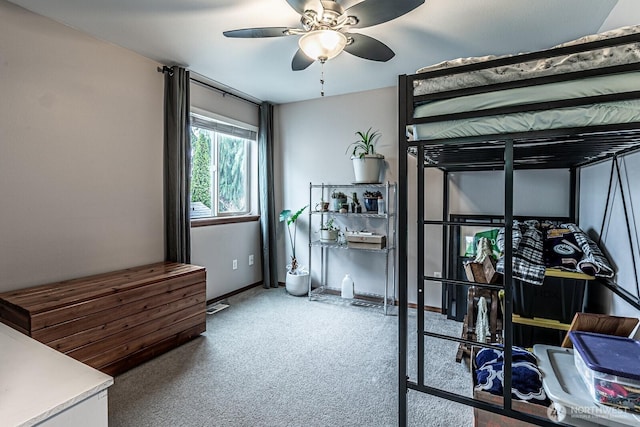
left=398, top=31, right=640, bottom=426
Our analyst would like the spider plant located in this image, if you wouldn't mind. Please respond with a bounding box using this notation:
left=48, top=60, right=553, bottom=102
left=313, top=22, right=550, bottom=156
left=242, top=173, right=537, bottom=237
left=346, top=127, right=381, bottom=158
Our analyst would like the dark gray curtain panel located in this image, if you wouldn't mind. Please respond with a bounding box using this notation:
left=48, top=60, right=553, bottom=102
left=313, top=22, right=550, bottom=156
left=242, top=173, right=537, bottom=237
left=259, top=102, right=278, bottom=288
left=163, top=66, right=191, bottom=264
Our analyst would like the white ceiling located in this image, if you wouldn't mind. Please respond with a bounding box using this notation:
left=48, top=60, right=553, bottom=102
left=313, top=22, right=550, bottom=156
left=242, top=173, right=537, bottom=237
left=7, top=0, right=640, bottom=104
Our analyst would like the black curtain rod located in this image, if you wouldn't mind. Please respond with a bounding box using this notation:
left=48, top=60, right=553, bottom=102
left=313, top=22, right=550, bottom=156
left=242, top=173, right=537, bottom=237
left=157, top=66, right=261, bottom=107
left=158, top=65, right=173, bottom=75
left=191, top=77, right=261, bottom=107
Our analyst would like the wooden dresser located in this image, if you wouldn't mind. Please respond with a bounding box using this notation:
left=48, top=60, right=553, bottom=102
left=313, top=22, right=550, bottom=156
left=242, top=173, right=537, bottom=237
left=0, top=262, right=206, bottom=376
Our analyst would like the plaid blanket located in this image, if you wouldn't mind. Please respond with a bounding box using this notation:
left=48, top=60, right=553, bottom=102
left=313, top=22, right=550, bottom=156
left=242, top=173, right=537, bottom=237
left=496, top=221, right=613, bottom=286
left=496, top=220, right=546, bottom=285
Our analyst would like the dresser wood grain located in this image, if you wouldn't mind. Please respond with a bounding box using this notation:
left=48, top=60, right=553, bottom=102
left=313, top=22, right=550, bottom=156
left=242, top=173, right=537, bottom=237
left=0, top=262, right=206, bottom=376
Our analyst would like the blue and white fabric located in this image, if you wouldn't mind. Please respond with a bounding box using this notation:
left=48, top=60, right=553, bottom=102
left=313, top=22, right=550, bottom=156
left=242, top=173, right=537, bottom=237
left=475, top=346, right=550, bottom=406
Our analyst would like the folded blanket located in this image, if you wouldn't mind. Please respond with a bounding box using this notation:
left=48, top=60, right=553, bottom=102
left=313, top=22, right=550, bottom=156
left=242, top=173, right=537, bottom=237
left=475, top=346, right=537, bottom=367
left=475, top=346, right=550, bottom=406
left=496, top=221, right=614, bottom=285
left=496, top=220, right=546, bottom=285
left=562, top=223, right=614, bottom=278
left=543, top=228, right=583, bottom=270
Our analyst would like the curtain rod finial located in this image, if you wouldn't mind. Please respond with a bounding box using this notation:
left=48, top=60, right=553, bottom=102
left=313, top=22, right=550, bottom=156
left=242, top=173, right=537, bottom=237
left=158, top=66, right=174, bottom=76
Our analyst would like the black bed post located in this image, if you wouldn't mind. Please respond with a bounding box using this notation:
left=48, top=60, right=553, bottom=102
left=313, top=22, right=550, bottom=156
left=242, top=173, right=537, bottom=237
left=441, top=171, right=450, bottom=316
left=417, top=143, right=425, bottom=387
left=398, top=74, right=409, bottom=427
left=503, top=139, right=514, bottom=414
left=570, top=167, right=579, bottom=223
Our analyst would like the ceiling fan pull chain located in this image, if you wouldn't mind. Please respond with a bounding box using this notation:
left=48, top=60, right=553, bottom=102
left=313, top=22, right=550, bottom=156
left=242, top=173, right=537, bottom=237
left=320, top=60, right=325, bottom=97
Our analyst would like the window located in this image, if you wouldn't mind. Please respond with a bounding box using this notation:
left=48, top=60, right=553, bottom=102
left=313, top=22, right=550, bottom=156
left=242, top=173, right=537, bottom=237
left=190, top=113, right=256, bottom=219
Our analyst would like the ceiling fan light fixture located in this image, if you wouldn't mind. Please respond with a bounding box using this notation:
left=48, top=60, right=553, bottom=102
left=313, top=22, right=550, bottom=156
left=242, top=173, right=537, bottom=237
left=298, top=29, right=347, bottom=61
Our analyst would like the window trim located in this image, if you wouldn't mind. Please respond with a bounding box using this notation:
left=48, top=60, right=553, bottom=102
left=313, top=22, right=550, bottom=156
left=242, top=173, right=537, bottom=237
left=189, top=108, right=257, bottom=220
left=191, top=214, right=260, bottom=227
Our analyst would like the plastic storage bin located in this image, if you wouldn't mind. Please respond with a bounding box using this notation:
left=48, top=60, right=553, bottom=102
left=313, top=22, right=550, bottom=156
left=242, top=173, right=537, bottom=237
left=569, top=331, right=640, bottom=413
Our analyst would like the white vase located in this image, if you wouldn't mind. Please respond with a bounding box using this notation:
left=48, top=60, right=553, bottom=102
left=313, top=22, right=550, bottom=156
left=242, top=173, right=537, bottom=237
left=351, top=155, right=383, bottom=183
left=285, top=271, right=309, bottom=296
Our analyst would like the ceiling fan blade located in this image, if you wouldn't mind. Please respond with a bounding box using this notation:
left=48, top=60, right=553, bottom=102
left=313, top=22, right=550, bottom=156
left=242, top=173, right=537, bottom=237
left=286, top=0, right=323, bottom=15
left=345, top=0, right=424, bottom=28
left=223, top=27, right=292, bottom=38
left=344, top=33, right=395, bottom=62
left=292, top=49, right=315, bottom=71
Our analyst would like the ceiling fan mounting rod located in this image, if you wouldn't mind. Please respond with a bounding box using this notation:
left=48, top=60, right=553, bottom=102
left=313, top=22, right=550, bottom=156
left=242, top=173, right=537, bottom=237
left=298, top=1, right=357, bottom=32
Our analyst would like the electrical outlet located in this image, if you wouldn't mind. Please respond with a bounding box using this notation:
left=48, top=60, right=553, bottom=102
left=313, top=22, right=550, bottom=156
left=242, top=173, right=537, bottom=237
left=433, top=271, right=442, bottom=278
left=249, top=254, right=254, bottom=266
left=232, top=259, right=238, bottom=270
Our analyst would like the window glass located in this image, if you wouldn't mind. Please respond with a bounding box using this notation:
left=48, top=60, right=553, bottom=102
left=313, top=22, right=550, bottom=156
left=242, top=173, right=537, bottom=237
left=190, top=113, right=255, bottom=219
left=218, top=135, right=247, bottom=213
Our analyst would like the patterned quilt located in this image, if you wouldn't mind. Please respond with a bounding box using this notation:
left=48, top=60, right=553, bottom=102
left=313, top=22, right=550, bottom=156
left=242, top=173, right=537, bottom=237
left=495, top=220, right=614, bottom=286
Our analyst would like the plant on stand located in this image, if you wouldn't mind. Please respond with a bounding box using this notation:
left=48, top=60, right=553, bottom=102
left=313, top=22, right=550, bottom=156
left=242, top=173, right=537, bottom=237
left=330, top=190, right=348, bottom=211
left=346, top=127, right=385, bottom=183
left=363, top=190, right=382, bottom=212
left=319, top=217, right=340, bottom=242
left=279, top=205, right=309, bottom=296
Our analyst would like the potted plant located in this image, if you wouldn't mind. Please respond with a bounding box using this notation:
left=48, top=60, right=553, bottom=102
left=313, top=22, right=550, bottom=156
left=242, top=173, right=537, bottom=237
left=346, top=127, right=384, bottom=183
left=350, top=192, right=362, bottom=213
left=279, top=205, right=309, bottom=296
left=330, top=190, right=348, bottom=211
left=363, top=190, right=382, bottom=212
left=315, top=198, right=329, bottom=212
left=319, top=217, right=339, bottom=242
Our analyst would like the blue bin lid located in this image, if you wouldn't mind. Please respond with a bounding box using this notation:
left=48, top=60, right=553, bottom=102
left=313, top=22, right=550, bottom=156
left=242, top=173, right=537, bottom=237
left=569, top=331, right=640, bottom=380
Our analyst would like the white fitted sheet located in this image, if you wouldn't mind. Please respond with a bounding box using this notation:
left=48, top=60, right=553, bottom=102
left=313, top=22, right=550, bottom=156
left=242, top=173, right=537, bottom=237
left=412, top=99, right=640, bottom=141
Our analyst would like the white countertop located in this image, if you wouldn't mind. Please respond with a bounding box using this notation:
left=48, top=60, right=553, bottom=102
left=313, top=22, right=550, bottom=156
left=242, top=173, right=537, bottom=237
left=0, top=322, right=113, bottom=427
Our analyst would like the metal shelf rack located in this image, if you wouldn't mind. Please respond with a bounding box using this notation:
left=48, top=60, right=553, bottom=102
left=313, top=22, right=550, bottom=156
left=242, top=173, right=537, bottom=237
left=307, top=182, right=397, bottom=314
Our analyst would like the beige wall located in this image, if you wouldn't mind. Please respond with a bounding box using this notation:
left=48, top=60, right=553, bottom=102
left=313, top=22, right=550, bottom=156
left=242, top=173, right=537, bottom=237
left=277, top=87, right=406, bottom=301
left=0, top=1, right=164, bottom=291
left=189, top=80, right=263, bottom=301
left=277, top=87, right=576, bottom=308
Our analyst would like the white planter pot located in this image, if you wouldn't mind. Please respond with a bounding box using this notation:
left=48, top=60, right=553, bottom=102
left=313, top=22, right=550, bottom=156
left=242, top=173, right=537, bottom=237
left=351, top=155, right=383, bottom=183
left=285, top=271, right=309, bottom=296
left=320, top=229, right=338, bottom=242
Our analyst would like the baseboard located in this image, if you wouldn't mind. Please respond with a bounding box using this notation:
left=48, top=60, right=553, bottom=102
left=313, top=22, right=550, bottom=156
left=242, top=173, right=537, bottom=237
left=206, top=281, right=263, bottom=306
left=406, top=302, right=442, bottom=314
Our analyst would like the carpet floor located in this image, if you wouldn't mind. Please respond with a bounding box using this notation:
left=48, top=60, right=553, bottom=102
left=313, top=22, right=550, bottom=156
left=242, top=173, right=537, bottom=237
left=108, top=287, right=473, bottom=426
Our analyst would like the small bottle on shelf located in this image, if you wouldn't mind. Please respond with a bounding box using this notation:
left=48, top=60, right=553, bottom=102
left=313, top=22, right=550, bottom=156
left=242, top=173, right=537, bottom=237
left=377, top=196, right=385, bottom=215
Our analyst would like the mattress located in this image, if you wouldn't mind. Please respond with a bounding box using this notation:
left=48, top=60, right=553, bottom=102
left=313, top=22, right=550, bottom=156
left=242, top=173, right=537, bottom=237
left=414, top=25, right=640, bottom=96
left=412, top=70, right=640, bottom=141
left=411, top=26, right=640, bottom=140
left=413, top=99, right=640, bottom=141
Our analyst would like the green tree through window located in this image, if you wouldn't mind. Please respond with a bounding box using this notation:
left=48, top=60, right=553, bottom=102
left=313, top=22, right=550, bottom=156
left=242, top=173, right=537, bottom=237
left=189, top=113, right=254, bottom=219
left=191, top=129, right=212, bottom=209
left=218, top=135, right=246, bottom=213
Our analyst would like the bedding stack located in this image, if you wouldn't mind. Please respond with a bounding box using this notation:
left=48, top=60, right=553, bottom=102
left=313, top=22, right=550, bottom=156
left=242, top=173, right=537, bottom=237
left=410, top=25, right=640, bottom=143
left=495, top=221, right=614, bottom=286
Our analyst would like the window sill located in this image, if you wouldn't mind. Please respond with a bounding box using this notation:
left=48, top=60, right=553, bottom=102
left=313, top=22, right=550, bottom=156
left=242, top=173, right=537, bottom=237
left=191, top=215, right=260, bottom=228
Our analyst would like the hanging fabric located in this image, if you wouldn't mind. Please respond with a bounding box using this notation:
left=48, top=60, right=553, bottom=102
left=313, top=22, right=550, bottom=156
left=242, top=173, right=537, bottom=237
left=476, top=296, right=490, bottom=343
left=258, top=102, right=279, bottom=288
left=163, top=65, right=191, bottom=263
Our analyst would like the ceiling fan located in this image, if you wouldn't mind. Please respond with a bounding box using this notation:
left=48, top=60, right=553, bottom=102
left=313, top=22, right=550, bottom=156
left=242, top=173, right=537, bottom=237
left=223, top=0, right=425, bottom=71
